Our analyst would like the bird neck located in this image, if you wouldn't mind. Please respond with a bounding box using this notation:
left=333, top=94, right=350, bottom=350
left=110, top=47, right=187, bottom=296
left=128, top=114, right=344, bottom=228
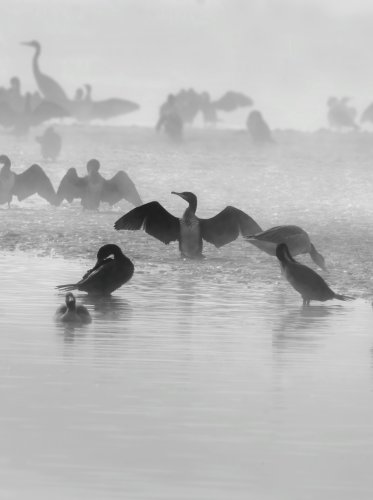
left=66, top=299, right=76, bottom=311
left=186, top=197, right=197, bottom=215
left=32, top=45, right=41, bottom=79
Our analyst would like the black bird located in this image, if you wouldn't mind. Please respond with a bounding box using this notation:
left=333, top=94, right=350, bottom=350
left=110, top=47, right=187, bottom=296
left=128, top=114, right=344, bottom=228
left=57, top=244, right=134, bottom=296
left=56, top=159, right=142, bottom=209
left=276, top=243, right=353, bottom=306
left=55, top=292, right=91, bottom=324
left=0, top=154, right=57, bottom=206
left=114, top=191, right=262, bottom=258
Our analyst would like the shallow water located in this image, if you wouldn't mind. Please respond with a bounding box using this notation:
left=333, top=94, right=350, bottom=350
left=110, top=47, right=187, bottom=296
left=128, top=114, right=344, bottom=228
left=0, top=126, right=373, bottom=499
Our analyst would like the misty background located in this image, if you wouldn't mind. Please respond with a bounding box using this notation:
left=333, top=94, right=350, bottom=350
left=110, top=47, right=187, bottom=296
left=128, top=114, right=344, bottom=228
left=1, top=0, right=373, bottom=130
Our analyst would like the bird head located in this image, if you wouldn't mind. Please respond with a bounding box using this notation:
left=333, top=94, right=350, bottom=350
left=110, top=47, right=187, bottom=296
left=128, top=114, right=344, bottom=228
left=86, top=158, right=100, bottom=174
left=21, top=40, right=41, bottom=50
left=171, top=191, right=197, bottom=211
left=65, top=292, right=76, bottom=311
left=0, top=155, right=11, bottom=170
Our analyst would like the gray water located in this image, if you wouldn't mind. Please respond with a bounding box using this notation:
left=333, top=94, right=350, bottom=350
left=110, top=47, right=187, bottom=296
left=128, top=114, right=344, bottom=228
left=1, top=126, right=373, bottom=499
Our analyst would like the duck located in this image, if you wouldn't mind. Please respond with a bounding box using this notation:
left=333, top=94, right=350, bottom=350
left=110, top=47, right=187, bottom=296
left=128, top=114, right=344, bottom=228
left=245, top=225, right=326, bottom=270
left=55, top=292, right=91, bottom=324
left=276, top=243, right=353, bottom=306
left=57, top=244, right=134, bottom=296
left=114, top=191, right=262, bottom=259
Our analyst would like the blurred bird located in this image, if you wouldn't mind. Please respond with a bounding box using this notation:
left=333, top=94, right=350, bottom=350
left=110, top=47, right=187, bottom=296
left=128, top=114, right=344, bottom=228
left=114, top=191, right=262, bottom=259
left=55, top=292, right=91, bottom=324
left=56, top=159, right=142, bottom=209
left=246, top=110, right=274, bottom=143
left=156, top=94, right=183, bottom=141
left=22, top=40, right=69, bottom=107
left=57, top=244, right=134, bottom=296
left=0, top=154, right=57, bottom=206
left=213, top=91, right=253, bottom=112
left=245, top=225, right=326, bottom=270
left=36, top=126, right=62, bottom=160
left=327, top=97, right=358, bottom=130
left=276, top=243, right=353, bottom=306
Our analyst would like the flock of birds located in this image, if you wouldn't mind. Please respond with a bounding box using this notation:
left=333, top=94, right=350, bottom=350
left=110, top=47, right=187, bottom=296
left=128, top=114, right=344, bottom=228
left=0, top=155, right=142, bottom=209
left=51, top=190, right=353, bottom=325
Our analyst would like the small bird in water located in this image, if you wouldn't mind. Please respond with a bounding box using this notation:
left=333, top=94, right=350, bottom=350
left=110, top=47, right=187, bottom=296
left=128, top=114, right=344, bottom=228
left=276, top=243, right=353, bottom=306
left=55, top=292, right=91, bottom=324
left=114, top=191, right=262, bottom=259
left=245, top=225, right=326, bottom=270
left=57, top=244, right=134, bottom=296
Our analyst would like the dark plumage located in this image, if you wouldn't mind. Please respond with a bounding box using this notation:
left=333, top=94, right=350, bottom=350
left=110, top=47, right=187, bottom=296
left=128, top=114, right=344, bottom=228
left=56, top=159, right=142, bottom=209
left=57, top=244, right=134, bottom=296
left=114, top=191, right=262, bottom=258
left=0, top=155, right=57, bottom=206
left=55, top=293, right=91, bottom=324
left=276, top=243, right=353, bottom=306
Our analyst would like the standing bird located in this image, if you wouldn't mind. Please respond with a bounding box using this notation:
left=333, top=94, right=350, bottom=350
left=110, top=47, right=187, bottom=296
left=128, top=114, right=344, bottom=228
left=57, top=244, right=134, bottom=296
left=36, top=126, right=62, bottom=160
left=246, top=110, right=274, bottom=143
left=245, top=225, right=326, bottom=270
left=276, top=243, right=353, bottom=306
left=55, top=292, right=91, bottom=324
left=22, top=40, right=69, bottom=107
left=0, top=154, right=57, bottom=206
left=114, top=191, right=262, bottom=259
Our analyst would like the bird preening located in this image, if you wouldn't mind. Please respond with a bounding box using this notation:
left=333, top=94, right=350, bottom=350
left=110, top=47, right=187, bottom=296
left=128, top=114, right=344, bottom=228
left=114, top=191, right=262, bottom=259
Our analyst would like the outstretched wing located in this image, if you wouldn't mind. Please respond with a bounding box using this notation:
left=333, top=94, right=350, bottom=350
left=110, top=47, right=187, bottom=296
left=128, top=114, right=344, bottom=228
left=114, top=201, right=180, bottom=244
left=101, top=170, right=142, bottom=207
left=90, top=98, right=139, bottom=120
left=199, top=206, right=262, bottom=248
left=56, top=168, right=86, bottom=203
left=30, top=100, right=69, bottom=126
left=213, top=91, right=253, bottom=112
left=13, top=164, right=57, bottom=204
left=245, top=225, right=305, bottom=243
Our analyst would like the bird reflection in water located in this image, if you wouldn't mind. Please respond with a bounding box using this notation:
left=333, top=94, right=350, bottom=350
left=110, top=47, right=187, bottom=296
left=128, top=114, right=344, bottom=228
left=80, top=294, right=132, bottom=321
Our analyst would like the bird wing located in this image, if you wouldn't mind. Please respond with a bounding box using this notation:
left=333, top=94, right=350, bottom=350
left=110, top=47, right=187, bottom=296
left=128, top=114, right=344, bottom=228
left=199, top=206, right=262, bottom=248
left=114, top=201, right=180, bottom=244
left=101, top=171, right=142, bottom=207
left=90, top=98, right=139, bottom=120
left=56, top=168, right=86, bottom=203
left=13, top=164, right=57, bottom=204
left=30, top=100, right=69, bottom=126
left=213, top=91, right=253, bottom=112
left=246, top=225, right=305, bottom=243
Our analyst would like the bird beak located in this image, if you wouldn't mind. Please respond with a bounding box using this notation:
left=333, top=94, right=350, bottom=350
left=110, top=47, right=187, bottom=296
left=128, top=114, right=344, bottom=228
left=171, top=191, right=183, bottom=199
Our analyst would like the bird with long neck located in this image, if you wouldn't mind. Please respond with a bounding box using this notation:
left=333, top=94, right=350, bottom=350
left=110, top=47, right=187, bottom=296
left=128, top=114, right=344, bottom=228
left=22, top=40, right=69, bottom=106
left=114, top=191, right=262, bottom=259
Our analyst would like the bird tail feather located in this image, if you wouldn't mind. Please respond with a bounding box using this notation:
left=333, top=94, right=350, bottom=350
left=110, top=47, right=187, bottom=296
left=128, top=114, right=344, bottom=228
left=334, top=293, right=354, bottom=301
left=56, top=284, right=77, bottom=292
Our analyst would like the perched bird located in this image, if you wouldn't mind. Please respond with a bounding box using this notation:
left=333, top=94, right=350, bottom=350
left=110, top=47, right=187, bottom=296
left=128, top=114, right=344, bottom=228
left=0, top=154, right=57, bottom=206
left=57, top=244, right=134, bottom=296
left=55, top=292, right=91, bottom=324
left=245, top=225, right=326, bottom=270
left=246, top=110, right=274, bottom=143
left=276, top=243, right=353, bottom=306
left=36, top=126, right=62, bottom=160
left=114, top=191, right=262, bottom=259
left=56, top=159, right=142, bottom=209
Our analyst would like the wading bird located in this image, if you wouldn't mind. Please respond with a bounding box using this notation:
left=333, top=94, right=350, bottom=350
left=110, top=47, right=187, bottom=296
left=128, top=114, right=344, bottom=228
left=0, top=155, right=57, bottom=206
left=57, top=244, right=134, bottom=296
left=276, top=243, right=352, bottom=306
left=114, top=191, right=262, bottom=258
left=56, top=159, right=142, bottom=209
left=55, top=293, right=91, bottom=324
left=245, top=225, right=326, bottom=270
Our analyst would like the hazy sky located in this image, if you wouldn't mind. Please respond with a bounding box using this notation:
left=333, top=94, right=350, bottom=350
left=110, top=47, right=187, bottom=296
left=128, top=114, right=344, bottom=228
left=1, top=0, right=373, bottom=129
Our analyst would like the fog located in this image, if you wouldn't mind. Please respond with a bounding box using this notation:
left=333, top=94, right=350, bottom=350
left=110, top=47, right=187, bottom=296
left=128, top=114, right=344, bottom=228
left=1, top=0, right=373, bottom=129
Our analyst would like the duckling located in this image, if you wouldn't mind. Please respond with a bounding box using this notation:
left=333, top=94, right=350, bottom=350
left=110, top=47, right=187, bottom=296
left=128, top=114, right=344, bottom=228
left=276, top=243, right=353, bottom=306
left=57, top=244, right=134, bottom=296
left=245, top=225, right=326, bottom=270
left=55, top=292, right=91, bottom=324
